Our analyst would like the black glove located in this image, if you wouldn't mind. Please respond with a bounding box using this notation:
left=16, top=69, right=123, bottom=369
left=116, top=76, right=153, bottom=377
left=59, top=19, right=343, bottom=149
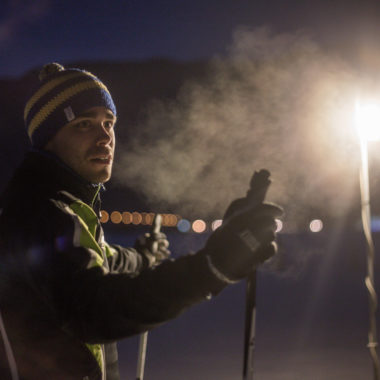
left=203, top=202, right=283, bottom=282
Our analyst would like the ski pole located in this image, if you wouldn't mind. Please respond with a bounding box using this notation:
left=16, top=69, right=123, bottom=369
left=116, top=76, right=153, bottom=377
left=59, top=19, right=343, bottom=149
left=222, top=169, right=271, bottom=380
left=136, top=332, right=148, bottom=380
left=242, top=170, right=271, bottom=380
left=136, top=213, right=162, bottom=380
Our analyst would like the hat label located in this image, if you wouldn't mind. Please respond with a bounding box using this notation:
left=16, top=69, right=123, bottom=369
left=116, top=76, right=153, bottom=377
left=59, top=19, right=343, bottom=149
left=64, top=106, right=75, bottom=122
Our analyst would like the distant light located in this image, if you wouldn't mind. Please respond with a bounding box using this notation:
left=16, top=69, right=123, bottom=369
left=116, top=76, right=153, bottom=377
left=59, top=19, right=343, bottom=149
left=161, top=214, right=178, bottom=227
left=122, top=211, right=132, bottom=224
left=100, top=210, right=109, bottom=223
left=192, top=219, right=206, bottom=233
left=275, top=219, right=283, bottom=233
left=132, top=212, right=142, bottom=225
left=110, top=211, right=122, bottom=224
left=310, top=219, right=323, bottom=233
left=168, top=214, right=178, bottom=227
left=140, top=212, right=155, bottom=225
left=177, top=219, right=191, bottom=233
left=355, top=102, right=380, bottom=141
left=162, top=214, right=173, bottom=227
left=211, top=220, right=223, bottom=231
left=102, top=210, right=180, bottom=227
left=140, top=212, right=148, bottom=225
left=146, top=213, right=155, bottom=225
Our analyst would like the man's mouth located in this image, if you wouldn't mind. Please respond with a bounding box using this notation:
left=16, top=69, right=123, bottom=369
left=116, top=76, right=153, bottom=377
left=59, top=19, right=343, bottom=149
left=90, top=155, right=112, bottom=165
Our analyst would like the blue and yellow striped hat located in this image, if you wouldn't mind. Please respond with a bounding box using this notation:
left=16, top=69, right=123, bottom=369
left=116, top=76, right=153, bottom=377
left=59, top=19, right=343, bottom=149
left=24, top=63, right=117, bottom=148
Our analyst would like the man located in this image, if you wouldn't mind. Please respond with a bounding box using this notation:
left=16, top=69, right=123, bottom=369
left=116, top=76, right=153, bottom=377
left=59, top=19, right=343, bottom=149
left=0, top=63, right=282, bottom=380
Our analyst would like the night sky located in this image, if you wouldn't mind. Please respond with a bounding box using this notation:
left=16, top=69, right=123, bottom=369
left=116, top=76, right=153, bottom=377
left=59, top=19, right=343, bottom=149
left=2, top=0, right=380, bottom=78
left=2, top=1, right=380, bottom=379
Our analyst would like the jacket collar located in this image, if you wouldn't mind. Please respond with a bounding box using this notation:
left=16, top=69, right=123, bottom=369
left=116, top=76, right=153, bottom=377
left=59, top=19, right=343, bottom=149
left=21, top=149, right=103, bottom=209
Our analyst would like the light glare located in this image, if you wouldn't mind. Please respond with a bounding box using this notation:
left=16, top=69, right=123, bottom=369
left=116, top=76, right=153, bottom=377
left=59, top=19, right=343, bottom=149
left=355, top=102, right=380, bottom=141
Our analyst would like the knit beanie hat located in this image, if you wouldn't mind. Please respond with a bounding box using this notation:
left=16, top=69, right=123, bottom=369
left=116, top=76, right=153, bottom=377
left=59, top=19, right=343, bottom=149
left=24, top=63, right=117, bottom=148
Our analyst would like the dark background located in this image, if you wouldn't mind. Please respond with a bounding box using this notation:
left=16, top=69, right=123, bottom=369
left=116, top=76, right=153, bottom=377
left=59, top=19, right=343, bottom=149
left=2, top=1, right=380, bottom=379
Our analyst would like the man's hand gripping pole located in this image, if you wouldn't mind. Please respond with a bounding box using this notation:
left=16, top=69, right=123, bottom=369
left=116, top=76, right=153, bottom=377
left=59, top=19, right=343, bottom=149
left=223, top=169, right=271, bottom=380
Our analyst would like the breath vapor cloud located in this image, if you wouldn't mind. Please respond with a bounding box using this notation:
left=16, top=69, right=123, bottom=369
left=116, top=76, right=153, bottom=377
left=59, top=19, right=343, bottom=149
left=115, top=27, right=376, bottom=227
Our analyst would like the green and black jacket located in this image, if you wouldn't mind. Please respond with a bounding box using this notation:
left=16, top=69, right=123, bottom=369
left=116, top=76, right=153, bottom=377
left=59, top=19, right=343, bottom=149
left=0, top=151, right=226, bottom=380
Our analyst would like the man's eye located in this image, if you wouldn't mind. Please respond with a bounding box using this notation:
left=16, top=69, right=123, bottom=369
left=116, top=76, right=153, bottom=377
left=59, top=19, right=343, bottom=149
left=104, top=121, right=114, bottom=129
left=75, top=120, right=91, bottom=129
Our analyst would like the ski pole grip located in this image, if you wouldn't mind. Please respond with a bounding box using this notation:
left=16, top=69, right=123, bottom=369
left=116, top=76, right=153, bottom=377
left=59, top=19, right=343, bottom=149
left=152, top=214, right=162, bottom=234
left=223, top=169, right=271, bottom=223
left=150, top=214, right=162, bottom=253
left=247, top=169, right=271, bottom=206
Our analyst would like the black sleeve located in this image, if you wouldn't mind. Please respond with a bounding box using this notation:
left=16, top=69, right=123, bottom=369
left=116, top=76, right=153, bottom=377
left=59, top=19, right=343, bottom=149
left=35, top=203, right=228, bottom=343
left=59, top=249, right=227, bottom=343
left=105, top=243, right=146, bottom=274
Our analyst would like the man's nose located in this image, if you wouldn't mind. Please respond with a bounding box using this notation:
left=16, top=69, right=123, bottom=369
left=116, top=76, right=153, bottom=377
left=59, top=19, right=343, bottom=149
left=96, top=123, right=113, bottom=145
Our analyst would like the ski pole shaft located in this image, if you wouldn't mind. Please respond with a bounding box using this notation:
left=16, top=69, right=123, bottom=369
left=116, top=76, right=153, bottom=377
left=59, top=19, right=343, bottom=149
left=136, top=332, right=148, bottom=380
left=243, top=272, right=257, bottom=380
left=136, top=214, right=162, bottom=380
left=242, top=170, right=271, bottom=380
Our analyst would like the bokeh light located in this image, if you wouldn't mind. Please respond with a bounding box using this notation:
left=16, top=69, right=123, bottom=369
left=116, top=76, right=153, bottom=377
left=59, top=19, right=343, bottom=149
left=141, top=212, right=153, bottom=225
left=122, top=211, right=132, bottom=224
left=192, top=219, right=206, bottom=233
left=168, top=214, right=178, bottom=226
left=102, top=210, right=181, bottom=227
left=110, top=211, right=122, bottom=224
left=177, top=219, right=191, bottom=233
left=275, top=219, right=283, bottom=233
left=211, top=219, right=223, bottom=231
left=100, top=210, right=109, bottom=223
left=309, top=219, right=323, bottom=233
left=132, top=212, right=142, bottom=225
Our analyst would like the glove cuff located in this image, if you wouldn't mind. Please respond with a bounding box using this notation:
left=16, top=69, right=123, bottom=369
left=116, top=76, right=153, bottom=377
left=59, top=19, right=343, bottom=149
left=205, top=255, right=238, bottom=285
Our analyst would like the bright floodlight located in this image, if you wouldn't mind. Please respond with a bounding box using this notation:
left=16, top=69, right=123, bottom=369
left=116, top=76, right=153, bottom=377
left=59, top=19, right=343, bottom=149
left=355, top=102, right=380, bottom=141
left=355, top=100, right=380, bottom=379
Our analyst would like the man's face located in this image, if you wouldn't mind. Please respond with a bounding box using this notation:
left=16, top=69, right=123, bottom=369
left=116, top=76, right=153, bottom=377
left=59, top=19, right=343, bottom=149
left=45, top=106, right=116, bottom=183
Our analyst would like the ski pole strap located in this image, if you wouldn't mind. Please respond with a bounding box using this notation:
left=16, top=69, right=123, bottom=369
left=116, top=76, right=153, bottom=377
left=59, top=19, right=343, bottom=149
left=205, top=255, right=238, bottom=284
